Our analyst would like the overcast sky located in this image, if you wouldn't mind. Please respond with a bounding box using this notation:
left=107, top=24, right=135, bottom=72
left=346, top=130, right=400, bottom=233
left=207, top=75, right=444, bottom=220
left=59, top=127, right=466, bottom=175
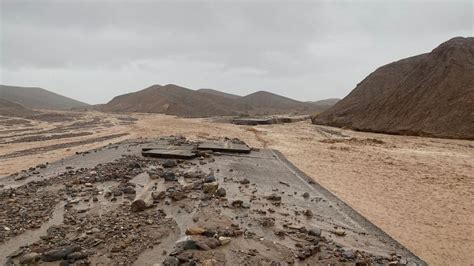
left=0, top=0, right=472, bottom=104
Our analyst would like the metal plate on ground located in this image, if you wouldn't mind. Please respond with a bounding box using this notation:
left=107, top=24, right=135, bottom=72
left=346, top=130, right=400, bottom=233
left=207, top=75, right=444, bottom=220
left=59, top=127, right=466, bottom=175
left=197, top=141, right=251, bottom=153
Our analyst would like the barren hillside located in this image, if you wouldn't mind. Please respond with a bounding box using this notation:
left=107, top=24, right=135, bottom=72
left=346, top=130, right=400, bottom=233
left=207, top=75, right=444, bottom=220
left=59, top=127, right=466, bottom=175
left=0, top=98, right=36, bottom=117
left=197, top=88, right=242, bottom=99
left=0, top=85, right=89, bottom=111
left=312, top=37, right=474, bottom=139
left=101, top=84, right=245, bottom=117
left=102, top=85, right=332, bottom=117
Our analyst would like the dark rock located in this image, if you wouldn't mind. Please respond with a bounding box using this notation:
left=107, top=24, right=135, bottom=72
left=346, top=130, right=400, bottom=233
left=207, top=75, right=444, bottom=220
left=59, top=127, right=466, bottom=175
left=303, top=209, right=313, bottom=218
left=66, top=251, right=89, bottom=261
left=122, top=186, right=136, bottom=194
left=240, top=178, right=250, bottom=184
left=302, top=192, right=310, bottom=199
left=215, top=187, right=226, bottom=197
left=169, top=191, right=186, bottom=201
left=42, top=245, right=81, bottom=262
left=163, top=171, right=177, bottom=182
left=343, top=250, right=356, bottom=260
left=266, top=193, right=282, bottom=202
left=308, top=228, right=322, bottom=237
left=162, top=160, right=177, bottom=168
left=204, top=174, right=216, bottom=183
left=231, top=200, right=243, bottom=208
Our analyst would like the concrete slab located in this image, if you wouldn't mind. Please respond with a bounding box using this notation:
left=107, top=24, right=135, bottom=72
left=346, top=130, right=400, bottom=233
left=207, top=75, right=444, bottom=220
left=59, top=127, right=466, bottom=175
left=141, top=149, right=197, bottom=159
left=197, top=141, right=251, bottom=153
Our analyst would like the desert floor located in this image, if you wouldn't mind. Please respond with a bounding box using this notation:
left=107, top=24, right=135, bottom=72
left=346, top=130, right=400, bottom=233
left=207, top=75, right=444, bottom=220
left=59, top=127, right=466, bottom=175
left=0, top=111, right=473, bottom=265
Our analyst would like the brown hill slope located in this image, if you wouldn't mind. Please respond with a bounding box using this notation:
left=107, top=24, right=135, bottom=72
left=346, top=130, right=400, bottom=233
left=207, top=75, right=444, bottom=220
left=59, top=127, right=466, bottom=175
left=0, top=98, right=36, bottom=117
left=308, top=98, right=340, bottom=106
left=235, top=91, right=326, bottom=115
left=0, top=85, right=89, bottom=110
left=312, top=37, right=474, bottom=139
left=102, top=85, right=331, bottom=117
left=101, top=84, right=245, bottom=117
left=197, top=88, right=242, bottom=99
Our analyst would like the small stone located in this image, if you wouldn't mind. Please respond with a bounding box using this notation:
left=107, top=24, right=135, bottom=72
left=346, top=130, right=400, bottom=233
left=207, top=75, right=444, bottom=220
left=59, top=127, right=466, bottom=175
left=20, top=252, right=40, bottom=264
left=122, top=186, right=136, bottom=194
left=308, top=228, right=322, bottom=237
left=66, top=251, right=89, bottom=261
left=303, top=209, right=313, bottom=218
left=266, top=193, right=281, bottom=202
left=302, top=192, right=310, bottom=199
left=203, top=182, right=219, bottom=194
left=342, top=250, right=356, bottom=260
left=42, top=245, right=81, bottom=262
left=163, top=172, right=177, bottom=182
left=240, top=178, right=250, bottom=184
left=231, top=200, right=243, bottom=208
left=334, top=228, right=346, bottom=236
left=162, top=160, right=177, bottom=168
left=218, top=236, right=231, bottom=245
left=204, top=174, right=216, bottom=183
left=185, top=227, right=206, bottom=235
left=215, top=187, right=227, bottom=197
left=84, top=183, right=93, bottom=187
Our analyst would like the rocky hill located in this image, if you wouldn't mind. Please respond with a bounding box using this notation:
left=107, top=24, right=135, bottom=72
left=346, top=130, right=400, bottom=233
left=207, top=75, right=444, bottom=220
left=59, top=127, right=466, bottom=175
left=102, top=84, right=333, bottom=117
left=197, top=89, right=242, bottom=100
left=0, top=85, right=89, bottom=111
left=312, top=37, right=474, bottom=139
left=0, top=98, right=36, bottom=117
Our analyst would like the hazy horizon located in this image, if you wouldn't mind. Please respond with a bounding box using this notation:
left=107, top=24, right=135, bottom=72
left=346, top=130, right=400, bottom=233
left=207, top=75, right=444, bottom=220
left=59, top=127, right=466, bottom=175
left=1, top=0, right=472, bottom=104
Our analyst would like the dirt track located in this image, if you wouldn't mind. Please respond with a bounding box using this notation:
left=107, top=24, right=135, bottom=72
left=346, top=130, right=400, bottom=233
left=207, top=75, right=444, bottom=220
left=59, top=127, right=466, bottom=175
left=0, top=111, right=473, bottom=265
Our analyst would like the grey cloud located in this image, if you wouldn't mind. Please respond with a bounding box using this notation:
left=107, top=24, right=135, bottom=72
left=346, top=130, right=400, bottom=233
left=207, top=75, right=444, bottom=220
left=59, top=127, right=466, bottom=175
left=0, top=0, right=472, bottom=104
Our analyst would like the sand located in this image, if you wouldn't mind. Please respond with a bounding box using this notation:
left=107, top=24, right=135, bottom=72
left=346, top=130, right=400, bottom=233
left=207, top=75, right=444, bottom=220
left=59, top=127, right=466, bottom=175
left=0, top=111, right=473, bottom=265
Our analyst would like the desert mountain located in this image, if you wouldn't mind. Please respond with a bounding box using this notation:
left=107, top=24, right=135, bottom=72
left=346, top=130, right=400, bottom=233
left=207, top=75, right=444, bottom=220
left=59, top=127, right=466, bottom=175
left=197, top=88, right=242, bottom=100
left=308, top=98, right=340, bottom=106
left=0, top=85, right=89, bottom=111
left=312, top=37, right=474, bottom=139
left=0, top=98, right=36, bottom=117
left=101, top=84, right=244, bottom=117
left=102, top=84, right=333, bottom=117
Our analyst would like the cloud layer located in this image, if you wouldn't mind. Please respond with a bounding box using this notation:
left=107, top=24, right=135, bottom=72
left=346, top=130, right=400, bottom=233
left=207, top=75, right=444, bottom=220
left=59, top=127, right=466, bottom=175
left=1, top=1, right=472, bottom=104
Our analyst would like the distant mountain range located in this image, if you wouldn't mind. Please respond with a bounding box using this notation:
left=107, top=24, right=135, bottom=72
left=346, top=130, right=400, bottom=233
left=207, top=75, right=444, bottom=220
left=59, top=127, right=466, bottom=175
left=312, top=37, right=474, bottom=139
left=100, top=84, right=336, bottom=117
left=0, top=85, right=89, bottom=111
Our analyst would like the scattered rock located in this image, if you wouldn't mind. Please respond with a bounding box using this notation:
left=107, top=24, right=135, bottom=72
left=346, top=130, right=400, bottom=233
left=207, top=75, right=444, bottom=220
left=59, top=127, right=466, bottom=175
left=204, top=174, right=216, bottom=183
left=20, top=252, right=40, bottom=264
left=185, top=227, right=206, bottom=235
left=163, top=171, right=177, bottom=182
left=162, top=160, right=177, bottom=168
left=42, top=245, right=81, bottom=262
left=203, top=182, right=219, bottom=194
left=334, top=228, right=346, bottom=236
left=215, top=187, right=227, bottom=197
